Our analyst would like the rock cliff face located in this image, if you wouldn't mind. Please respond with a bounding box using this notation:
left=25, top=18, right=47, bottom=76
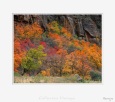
left=14, top=15, right=102, bottom=45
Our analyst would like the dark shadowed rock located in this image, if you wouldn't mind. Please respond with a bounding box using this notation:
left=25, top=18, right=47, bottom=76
left=77, top=17, right=85, bottom=37
left=83, top=16, right=100, bottom=38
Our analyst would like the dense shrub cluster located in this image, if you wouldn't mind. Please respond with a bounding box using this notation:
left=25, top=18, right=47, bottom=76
left=14, top=21, right=102, bottom=80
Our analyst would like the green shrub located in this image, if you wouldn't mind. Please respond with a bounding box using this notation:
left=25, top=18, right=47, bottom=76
left=48, top=21, right=62, bottom=34
left=21, top=45, right=47, bottom=74
left=67, top=44, right=76, bottom=53
left=90, top=70, right=101, bottom=81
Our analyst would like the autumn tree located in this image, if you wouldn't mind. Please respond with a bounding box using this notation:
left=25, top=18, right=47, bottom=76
left=61, top=27, right=72, bottom=40
left=45, top=55, right=63, bottom=76
left=14, top=39, right=26, bottom=72
left=87, top=44, right=101, bottom=71
left=56, top=49, right=67, bottom=76
left=21, top=45, right=47, bottom=75
left=65, top=50, right=92, bottom=80
left=15, top=22, right=43, bottom=45
left=48, top=21, right=61, bottom=34
left=80, top=41, right=102, bottom=71
left=20, top=38, right=35, bottom=51
left=44, top=49, right=67, bottom=76
left=64, top=51, right=78, bottom=74
left=76, top=54, right=91, bottom=80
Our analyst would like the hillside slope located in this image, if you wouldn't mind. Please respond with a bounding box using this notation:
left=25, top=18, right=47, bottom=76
left=14, top=15, right=102, bottom=82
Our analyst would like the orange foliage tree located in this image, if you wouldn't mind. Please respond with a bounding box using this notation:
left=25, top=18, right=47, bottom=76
left=75, top=50, right=91, bottom=80
left=61, top=27, right=72, bottom=40
left=14, top=39, right=26, bottom=72
left=15, top=22, right=43, bottom=40
left=64, top=49, right=92, bottom=80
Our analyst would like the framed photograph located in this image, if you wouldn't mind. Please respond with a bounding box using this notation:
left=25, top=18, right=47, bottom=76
left=14, top=14, right=102, bottom=83
left=0, top=0, right=115, bottom=102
